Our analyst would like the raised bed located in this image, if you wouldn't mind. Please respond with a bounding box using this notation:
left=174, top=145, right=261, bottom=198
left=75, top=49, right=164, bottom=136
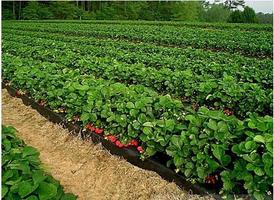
left=3, top=83, right=227, bottom=200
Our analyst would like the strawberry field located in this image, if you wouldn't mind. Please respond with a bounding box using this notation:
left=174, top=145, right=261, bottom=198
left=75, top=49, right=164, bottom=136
left=2, top=20, right=273, bottom=199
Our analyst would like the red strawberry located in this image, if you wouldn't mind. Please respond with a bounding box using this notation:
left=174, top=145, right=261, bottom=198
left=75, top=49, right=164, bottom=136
left=85, top=123, right=93, bottom=130
left=130, top=139, right=138, bottom=147
left=105, top=135, right=117, bottom=143
left=224, top=108, right=233, bottom=116
left=96, top=128, right=104, bottom=134
left=90, top=126, right=96, bottom=132
left=15, top=90, right=21, bottom=97
left=137, top=146, right=144, bottom=153
left=115, top=140, right=124, bottom=148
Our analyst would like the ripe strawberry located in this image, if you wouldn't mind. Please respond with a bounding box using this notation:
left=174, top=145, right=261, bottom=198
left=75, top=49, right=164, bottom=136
left=137, top=146, right=144, bottom=153
left=224, top=108, right=233, bottom=116
left=115, top=140, right=124, bottom=148
left=90, top=126, right=96, bottom=132
left=15, top=90, right=21, bottom=97
left=85, top=123, right=93, bottom=129
left=96, top=128, right=104, bottom=134
left=130, top=139, right=138, bottom=147
left=105, top=135, right=117, bottom=143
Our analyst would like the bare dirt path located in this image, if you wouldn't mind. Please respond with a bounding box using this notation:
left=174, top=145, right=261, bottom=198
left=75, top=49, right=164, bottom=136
left=2, top=89, right=213, bottom=200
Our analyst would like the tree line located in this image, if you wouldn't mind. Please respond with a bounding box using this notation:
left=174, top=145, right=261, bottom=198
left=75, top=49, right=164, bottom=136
left=2, top=0, right=273, bottom=24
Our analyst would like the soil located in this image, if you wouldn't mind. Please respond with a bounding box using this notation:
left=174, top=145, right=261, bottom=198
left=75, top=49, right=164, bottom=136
left=2, top=89, right=214, bottom=200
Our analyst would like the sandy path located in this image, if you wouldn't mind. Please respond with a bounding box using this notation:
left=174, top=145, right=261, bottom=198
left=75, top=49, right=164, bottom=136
left=2, top=89, right=213, bottom=200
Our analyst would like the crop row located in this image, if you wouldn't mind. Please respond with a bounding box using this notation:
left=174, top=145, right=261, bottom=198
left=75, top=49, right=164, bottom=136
left=16, top=20, right=273, bottom=31
left=3, top=36, right=272, bottom=119
left=3, top=29, right=272, bottom=87
left=3, top=21, right=272, bottom=57
left=2, top=125, right=77, bottom=200
left=2, top=54, right=273, bottom=199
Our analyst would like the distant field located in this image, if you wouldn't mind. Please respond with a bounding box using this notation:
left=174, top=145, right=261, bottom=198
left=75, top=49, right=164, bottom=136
left=2, top=20, right=273, bottom=199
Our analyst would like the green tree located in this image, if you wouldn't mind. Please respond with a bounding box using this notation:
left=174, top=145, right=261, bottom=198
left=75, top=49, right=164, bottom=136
left=2, top=9, right=15, bottom=19
left=172, top=1, right=203, bottom=21
left=228, top=10, right=243, bottom=23
left=256, top=12, right=273, bottom=24
left=242, top=6, right=257, bottom=23
left=23, top=1, right=39, bottom=19
left=49, top=1, right=78, bottom=19
left=204, top=4, right=231, bottom=22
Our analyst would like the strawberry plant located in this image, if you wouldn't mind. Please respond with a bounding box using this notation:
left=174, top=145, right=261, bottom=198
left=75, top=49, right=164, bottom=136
left=2, top=125, right=77, bottom=200
left=2, top=20, right=273, bottom=199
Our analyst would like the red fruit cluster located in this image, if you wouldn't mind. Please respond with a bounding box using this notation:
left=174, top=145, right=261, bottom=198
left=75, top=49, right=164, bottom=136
left=104, top=136, right=144, bottom=153
left=129, top=139, right=138, bottom=147
left=85, top=123, right=144, bottom=153
left=85, top=123, right=104, bottom=135
left=205, top=175, right=218, bottom=184
left=137, top=146, right=144, bottom=153
left=224, top=108, right=233, bottom=116
left=105, top=135, right=117, bottom=143
left=115, top=140, right=124, bottom=148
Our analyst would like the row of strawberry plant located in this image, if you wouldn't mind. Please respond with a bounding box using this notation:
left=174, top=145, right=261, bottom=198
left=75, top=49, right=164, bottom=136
left=3, top=37, right=272, bottom=118
left=2, top=54, right=273, bottom=199
left=2, top=125, right=77, bottom=200
left=3, top=21, right=272, bottom=57
left=17, top=20, right=273, bottom=31
left=3, top=29, right=272, bottom=88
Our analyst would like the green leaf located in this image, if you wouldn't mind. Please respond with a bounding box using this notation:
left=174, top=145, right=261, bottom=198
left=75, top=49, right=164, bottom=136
left=217, top=121, right=228, bottom=132
left=245, top=141, right=256, bottom=151
left=173, top=155, right=183, bottom=167
left=3, top=170, right=13, bottom=182
left=208, top=119, right=217, bottom=131
left=197, top=167, right=205, bottom=179
left=144, top=147, right=156, bottom=157
left=18, top=181, right=35, bottom=198
left=253, top=135, right=265, bottom=144
left=248, top=121, right=256, bottom=129
left=32, top=171, right=47, bottom=185
left=170, top=135, right=181, bottom=149
left=126, top=102, right=135, bottom=109
left=253, top=192, right=265, bottom=200
left=37, top=182, right=58, bottom=200
left=26, top=196, right=39, bottom=200
left=246, top=163, right=255, bottom=171
left=90, top=113, right=97, bottom=122
left=61, top=193, right=77, bottom=200
left=221, top=155, right=231, bottom=166
left=207, top=158, right=219, bottom=171
left=80, top=112, right=90, bottom=122
left=143, top=127, right=152, bottom=135
left=212, top=145, right=224, bottom=161
left=184, top=169, right=192, bottom=177
left=143, top=122, right=154, bottom=127
left=185, top=115, right=196, bottom=124
left=165, top=119, right=175, bottom=132
left=254, top=167, right=265, bottom=176
left=23, top=146, right=39, bottom=158
left=2, top=185, right=8, bottom=198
